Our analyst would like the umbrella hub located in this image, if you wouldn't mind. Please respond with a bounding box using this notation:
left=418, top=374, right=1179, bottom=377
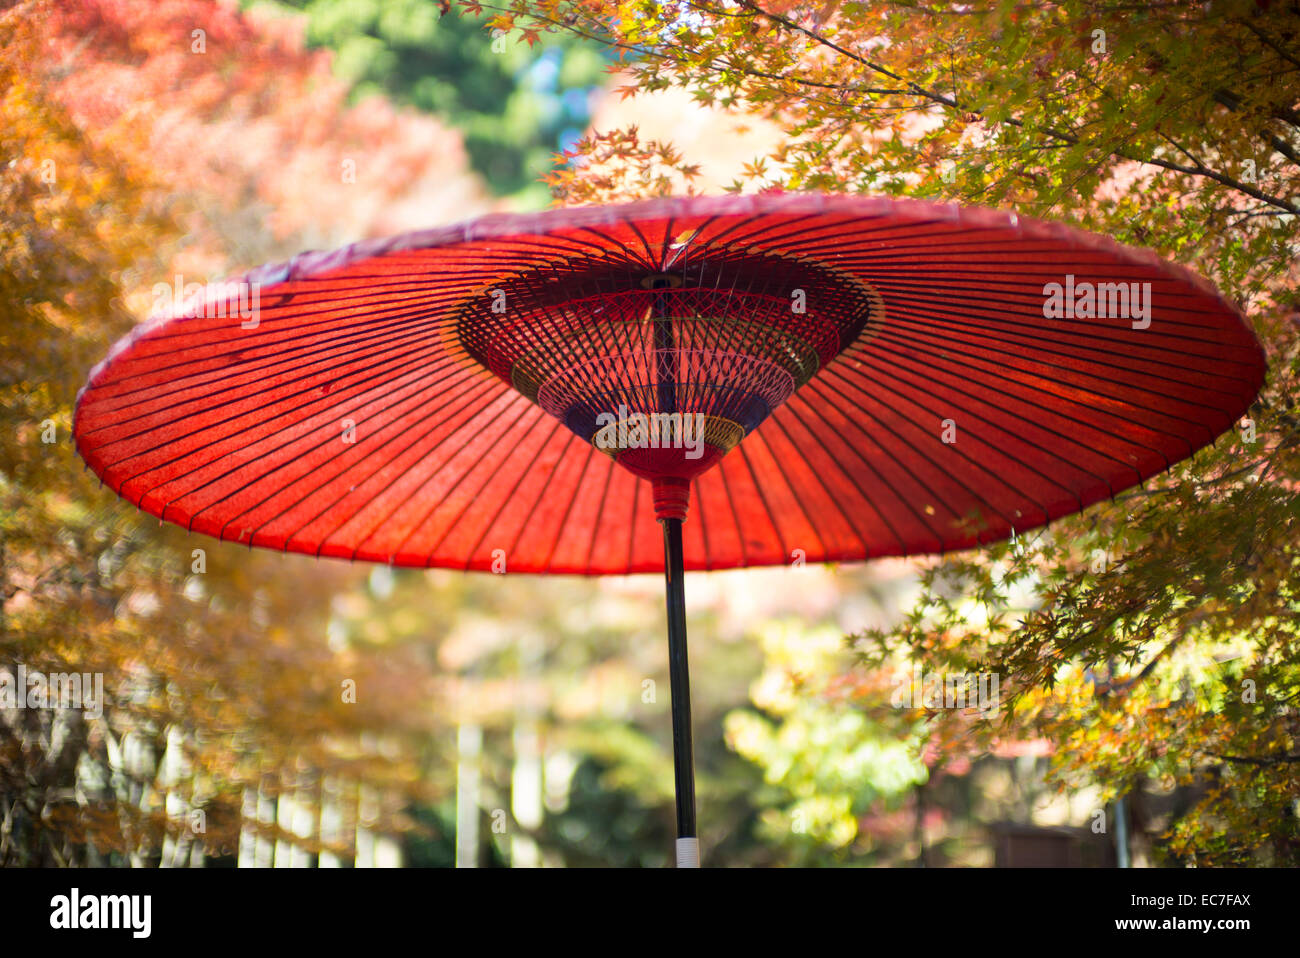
left=453, top=248, right=880, bottom=498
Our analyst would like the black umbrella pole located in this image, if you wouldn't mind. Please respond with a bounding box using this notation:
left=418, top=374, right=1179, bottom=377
left=661, top=516, right=699, bottom=867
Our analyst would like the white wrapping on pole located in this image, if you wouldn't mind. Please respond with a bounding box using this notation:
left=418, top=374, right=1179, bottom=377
left=676, top=837, right=700, bottom=868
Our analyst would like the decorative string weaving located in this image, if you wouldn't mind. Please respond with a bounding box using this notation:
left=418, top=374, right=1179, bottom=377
left=453, top=247, right=881, bottom=484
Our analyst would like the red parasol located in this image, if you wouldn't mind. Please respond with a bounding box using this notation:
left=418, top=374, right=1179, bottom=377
left=74, top=193, right=1265, bottom=866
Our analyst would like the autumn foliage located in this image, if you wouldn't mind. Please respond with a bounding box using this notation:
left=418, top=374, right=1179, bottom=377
left=1, top=0, right=479, bottom=866
left=501, top=0, right=1300, bottom=864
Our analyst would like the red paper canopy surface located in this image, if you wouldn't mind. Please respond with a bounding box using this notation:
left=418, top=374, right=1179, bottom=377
left=74, top=194, right=1265, bottom=574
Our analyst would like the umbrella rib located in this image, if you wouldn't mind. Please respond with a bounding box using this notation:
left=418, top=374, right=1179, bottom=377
left=148, top=352, right=498, bottom=526
left=308, top=378, right=526, bottom=555
left=109, top=351, right=470, bottom=511
left=854, top=266, right=1241, bottom=321
left=333, top=388, right=533, bottom=562
left=92, top=323, right=470, bottom=470
left=461, top=415, right=565, bottom=569
left=789, top=374, right=1032, bottom=545
left=209, top=371, right=507, bottom=544
left=774, top=392, right=918, bottom=554
left=694, top=211, right=833, bottom=254
left=491, top=230, right=651, bottom=270
left=826, top=343, right=1175, bottom=478
left=741, top=426, right=830, bottom=560
left=875, top=300, right=1256, bottom=398
left=734, top=441, right=794, bottom=563
left=159, top=364, right=497, bottom=531
left=813, top=359, right=1093, bottom=511
left=656, top=216, right=677, bottom=270
left=870, top=282, right=1259, bottom=365
left=692, top=472, right=712, bottom=571
left=849, top=319, right=1219, bottom=433
left=580, top=455, right=618, bottom=574
left=572, top=224, right=656, bottom=273
left=624, top=217, right=663, bottom=271
left=82, top=289, right=463, bottom=404
left=662, top=215, right=721, bottom=270
left=417, top=397, right=558, bottom=567
left=741, top=216, right=1250, bottom=327
left=826, top=349, right=1134, bottom=493
left=842, top=332, right=1206, bottom=457
left=87, top=306, right=459, bottom=439
left=502, top=429, right=578, bottom=566
left=881, top=333, right=1215, bottom=454
left=624, top=476, right=642, bottom=574
left=543, top=443, right=600, bottom=575
left=767, top=389, right=914, bottom=556
left=859, top=326, right=1218, bottom=444
left=715, top=459, right=749, bottom=569
left=746, top=214, right=1137, bottom=268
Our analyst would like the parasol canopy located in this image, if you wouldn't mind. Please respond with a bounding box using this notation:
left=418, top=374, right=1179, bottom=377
left=73, top=193, right=1266, bottom=866
left=75, top=194, right=1264, bottom=574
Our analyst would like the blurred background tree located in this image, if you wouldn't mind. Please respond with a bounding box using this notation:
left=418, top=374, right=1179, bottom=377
left=249, top=0, right=611, bottom=204
left=1, top=0, right=473, bottom=867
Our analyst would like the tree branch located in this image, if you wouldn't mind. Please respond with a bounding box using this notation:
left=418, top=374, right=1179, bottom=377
left=1214, top=752, right=1300, bottom=766
left=717, top=1, right=1300, bottom=212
